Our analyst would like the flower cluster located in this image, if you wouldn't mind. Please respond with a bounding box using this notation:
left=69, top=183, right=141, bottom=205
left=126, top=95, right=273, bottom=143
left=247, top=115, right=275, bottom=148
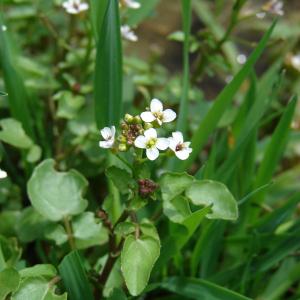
left=99, top=99, right=192, bottom=161
left=62, top=0, right=89, bottom=14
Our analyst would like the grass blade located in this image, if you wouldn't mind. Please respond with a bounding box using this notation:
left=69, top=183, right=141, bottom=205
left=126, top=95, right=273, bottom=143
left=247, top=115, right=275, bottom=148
left=58, top=251, right=94, bottom=300
left=253, top=96, right=297, bottom=202
left=94, top=0, right=123, bottom=129
left=0, top=16, right=35, bottom=139
left=177, top=20, right=277, bottom=172
left=160, top=277, right=251, bottom=300
left=176, top=0, right=191, bottom=135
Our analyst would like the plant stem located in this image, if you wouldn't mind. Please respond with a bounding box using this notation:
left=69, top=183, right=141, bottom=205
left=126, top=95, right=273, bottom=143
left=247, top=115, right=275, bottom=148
left=63, top=216, right=76, bottom=250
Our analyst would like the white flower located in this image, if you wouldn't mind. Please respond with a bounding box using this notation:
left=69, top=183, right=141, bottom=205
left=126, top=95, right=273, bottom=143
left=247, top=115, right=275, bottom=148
left=140, top=99, right=176, bottom=126
left=256, top=12, right=266, bottom=19
left=134, top=128, right=169, bottom=161
left=237, top=54, right=247, bottom=65
left=1, top=25, right=7, bottom=32
left=168, top=131, right=192, bottom=160
left=291, top=54, right=300, bottom=72
left=62, top=0, right=89, bottom=15
left=124, top=0, right=141, bottom=9
left=0, top=169, right=7, bottom=179
left=121, top=25, right=138, bottom=42
left=263, top=0, right=284, bottom=16
left=99, top=126, right=116, bottom=149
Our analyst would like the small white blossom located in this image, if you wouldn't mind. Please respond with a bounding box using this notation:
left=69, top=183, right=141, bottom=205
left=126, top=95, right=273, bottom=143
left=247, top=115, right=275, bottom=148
left=237, top=54, right=247, bottom=65
left=256, top=12, right=266, bottom=19
left=0, top=169, right=7, bottom=179
left=1, top=25, right=7, bottom=32
left=99, top=126, right=116, bottom=149
left=124, top=0, right=141, bottom=9
left=141, top=99, right=176, bottom=126
left=62, top=0, right=89, bottom=15
left=121, top=25, right=138, bottom=42
left=263, top=0, right=284, bottom=16
left=291, top=54, right=300, bottom=72
left=134, top=128, right=169, bottom=161
left=168, top=132, right=192, bottom=160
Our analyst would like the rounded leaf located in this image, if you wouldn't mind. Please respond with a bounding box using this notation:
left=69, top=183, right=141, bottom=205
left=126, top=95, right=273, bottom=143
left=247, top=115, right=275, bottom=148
left=121, top=236, right=160, bottom=296
left=185, top=180, right=238, bottom=220
left=27, top=159, right=88, bottom=221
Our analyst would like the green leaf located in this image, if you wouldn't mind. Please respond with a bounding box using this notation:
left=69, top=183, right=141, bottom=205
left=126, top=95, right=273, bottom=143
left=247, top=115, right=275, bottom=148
left=107, top=288, right=127, bottom=300
left=254, top=96, right=297, bottom=201
left=11, top=277, right=67, bottom=300
left=121, top=235, right=160, bottom=296
left=58, top=251, right=94, bottom=300
left=105, top=166, right=135, bottom=194
left=19, top=265, right=57, bottom=279
left=176, top=0, right=191, bottom=135
left=160, top=172, right=193, bottom=202
left=186, top=180, right=238, bottom=220
left=115, top=222, right=136, bottom=236
left=0, top=118, right=33, bottom=149
left=16, top=207, right=50, bottom=243
left=94, top=0, right=123, bottom=128
left=0, top=91, right=7, bottom=96
left=27, top=159, right=88, bottom=222
left=0, top=17, right=35, bottom=139
left=177, top=21, right=277, bottom=171
left=0, top=268, right=20, bottom=300
left=160, top=277, right=251, bottom=300
left=163, top=195, right=192, bottom=223
left=72, top=212, right=108, bottom=249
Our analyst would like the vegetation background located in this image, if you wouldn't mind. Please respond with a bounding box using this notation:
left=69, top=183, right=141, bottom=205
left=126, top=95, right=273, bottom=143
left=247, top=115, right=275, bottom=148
left=0, top=0, right=300, bottom=299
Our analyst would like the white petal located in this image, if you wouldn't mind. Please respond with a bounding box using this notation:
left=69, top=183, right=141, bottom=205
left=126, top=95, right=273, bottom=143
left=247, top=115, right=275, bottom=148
left=150, top=98, right=163, bottom=113
left=79, top=3, right=89, bottom=11
left=101, top=127, right=112, bottom=140
left=156, top=138, right=169, bottom=150
left=183, top=141, right=191, bottom=148
left=134, top=136, right=147, bottom=148
left=0, top=169, right=7, bottom=179
left=162, top=109, right=176, bottom=123
left=99, top=140, right=114, bottom=149
left=172, top=131, right=184, bottom=144
left=168, top=137, right=177, bottom=152
left=140, top=111, right=156, bottom=123
left=146, top=148, right=159, bottom=161
left=144, top=128, right=157, bottom=139
left=175, top=149, right=190, bottom=160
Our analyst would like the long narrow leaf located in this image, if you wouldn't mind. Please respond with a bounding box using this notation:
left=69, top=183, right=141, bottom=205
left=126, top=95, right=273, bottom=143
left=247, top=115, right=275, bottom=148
left=160, top=277, right=251, bottom=300
left=58, top=251, right=94, bottom=300
left=0, top=16, right=35, bottom=139
left=176, top=0, right=191, bottom=134
left=94, top=0, right=123, bottom=129
left=177, top=21, right=276, bottom=172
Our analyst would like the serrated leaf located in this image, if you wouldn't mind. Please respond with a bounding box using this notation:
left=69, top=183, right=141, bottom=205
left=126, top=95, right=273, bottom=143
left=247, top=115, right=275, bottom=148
left=185, top=180, right=238, bottom=220
left=121, top=236, right=160, bottom=296
left=27, top=159, right=88, bottom=221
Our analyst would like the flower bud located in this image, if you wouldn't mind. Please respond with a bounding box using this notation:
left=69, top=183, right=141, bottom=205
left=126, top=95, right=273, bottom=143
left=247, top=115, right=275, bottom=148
left=118, top=135, right=127, bottom=143
left=144, top=123, right=153, bottom=130
left=118, top=143, right=127, bottom=152
left=133, top=115, right=142, bottom=124
left=125, top=114, right=134, bottom=124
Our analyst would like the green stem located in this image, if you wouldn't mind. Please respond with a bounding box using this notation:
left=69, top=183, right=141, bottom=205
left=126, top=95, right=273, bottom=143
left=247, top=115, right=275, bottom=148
left=63, top=216, right=76, bottom=250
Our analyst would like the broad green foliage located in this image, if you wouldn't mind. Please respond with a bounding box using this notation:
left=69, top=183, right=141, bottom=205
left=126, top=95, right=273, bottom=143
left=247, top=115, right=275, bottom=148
left=160, top=172, right=238, bottom=222
left=121, top=235, right=160, bottom=296
left=0, top=268, right=20, bottom=300
left=0, top=118, right=41, bottom=162
left=11, top=277, right=67, bottom=300
left=186, top=180, right=238, bottom=220
left=27, top=159, right=88, bottom=221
